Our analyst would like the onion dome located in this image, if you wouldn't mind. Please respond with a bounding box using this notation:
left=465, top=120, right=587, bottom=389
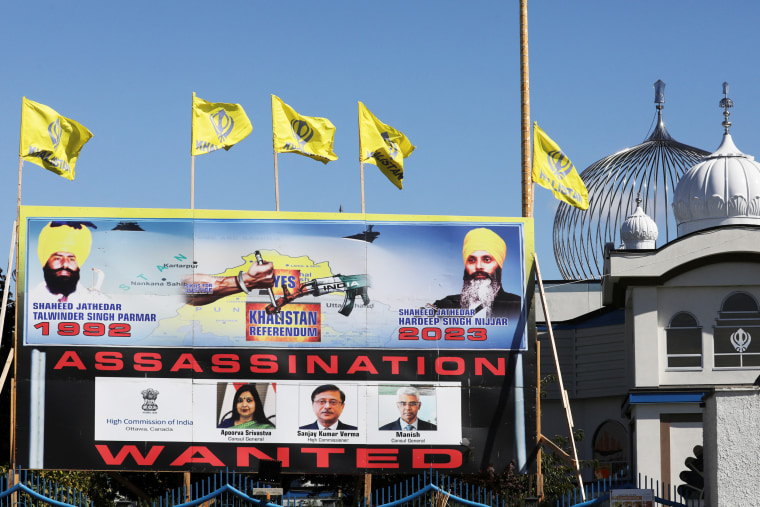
left=673, top=83, right=760, bottom=237
left=620, top=196, right=658, bottom=249
left=553, top=80, right=710, bottom=280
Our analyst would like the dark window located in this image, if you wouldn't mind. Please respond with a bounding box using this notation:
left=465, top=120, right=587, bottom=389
left=714, top=292, right=760, bottom=369
left=666, top=312, right=702, bottom=368
left=722, top=293, right=759, bottom=313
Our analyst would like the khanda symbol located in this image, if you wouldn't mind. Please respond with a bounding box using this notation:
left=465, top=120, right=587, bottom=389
left=381, top=132, right=399, bottom=159
left=730, top=328, right=751, bottom=352
left=546, top=150, right=574, bottom=180
left=210, top=109, right=235, bottom=143
left=290, top=119, right=314, bottom=150
left=291, top=119, right=313, bottom=141
left=48, top=118, right=62, bottom=150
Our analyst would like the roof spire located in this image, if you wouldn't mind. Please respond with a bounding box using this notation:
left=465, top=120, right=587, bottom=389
left=720, top=81, right=733, bottom=133
left=654, top=80, right=665, bottom=110
left=648, top=80, right=672, bottom=141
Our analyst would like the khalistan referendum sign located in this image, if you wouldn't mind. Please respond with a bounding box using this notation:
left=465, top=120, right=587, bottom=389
left=15, top=206, right=536, bottom=474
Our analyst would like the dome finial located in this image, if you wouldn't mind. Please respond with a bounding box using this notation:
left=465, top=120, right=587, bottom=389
left=654, top=80, right=665, bottom=111
left=720, top=81, right=733, bottom=133
left=649, top=80, right=672, bottom=141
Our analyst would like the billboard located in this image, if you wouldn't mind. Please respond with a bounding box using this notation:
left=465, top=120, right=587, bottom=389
left=15, top=206, right=536, bottom=473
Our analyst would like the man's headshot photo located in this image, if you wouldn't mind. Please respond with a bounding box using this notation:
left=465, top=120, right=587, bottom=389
left=433, top=227, right=521, bottom=320
left=31, top=221, right=104, bottom=303
left=299, top=384, right=358, bottom=430
left=379, top=385, right=437, bottom=431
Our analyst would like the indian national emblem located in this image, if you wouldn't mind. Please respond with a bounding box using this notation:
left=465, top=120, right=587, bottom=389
left=141, top=388, right=159, bottom=412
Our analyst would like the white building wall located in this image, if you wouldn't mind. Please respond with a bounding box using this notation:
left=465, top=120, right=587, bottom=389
left=655, top=266, right=760, bottom=386
left=536, top=281, right=603, bottom=322
left=704, top=388, right=760, bottom=506
left=667, top=420, right=701, bottom=495
left=631, top=404, right=702, bottom=493
left=631, top=404, right=661, bottom=481
left=630, top=287, right=659, bottom=387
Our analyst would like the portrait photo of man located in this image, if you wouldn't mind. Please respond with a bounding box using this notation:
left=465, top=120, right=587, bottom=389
left=29, top=221, right=106, bottom=303
left=379, top=386, right=437, bottom=431
left=433, top=227, right=521, bottom=321
left=299, top=384, right=358, bottom=430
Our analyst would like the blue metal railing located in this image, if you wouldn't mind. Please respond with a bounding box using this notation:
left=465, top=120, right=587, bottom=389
left=555, top=472, right=704, bottom=506
left=2, top=466, right=706, bottom=507
left=0, top=469, right=93, bottom=507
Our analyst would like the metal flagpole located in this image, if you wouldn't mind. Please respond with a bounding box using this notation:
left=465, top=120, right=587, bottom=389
left=17, top=158, right=22, bottom=219
left=359, top=107, right=366, bottom=214
left=191, top=93, right=195, bottom=210
left=191, top=155, right=195, bottom=209
left=519, top=0, right=543, bottom=497
left=520, top=0, right=532, bottom=219
left=360, top=162, right=365, bottom=214
left=274, top=152, right=280, bottom=211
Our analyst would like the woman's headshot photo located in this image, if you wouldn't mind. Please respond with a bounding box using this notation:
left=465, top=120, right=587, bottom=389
left=217, top=383, right=275, bottom=429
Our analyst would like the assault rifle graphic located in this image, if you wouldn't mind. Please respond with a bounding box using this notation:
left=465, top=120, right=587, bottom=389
left=255, top=250, right=369, bottom=316
left=266, top=273, right=370, bottom=316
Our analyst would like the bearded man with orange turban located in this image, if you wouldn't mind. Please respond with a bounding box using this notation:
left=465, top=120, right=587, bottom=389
left=30, top=221, right=103, bottom=303
left=433, top=228, right=521, bottom=321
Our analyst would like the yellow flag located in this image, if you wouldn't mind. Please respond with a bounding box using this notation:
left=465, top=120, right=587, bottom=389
left=191, top=93, right=253, bottom=156
left=271, top=95, right=337, bottom=164
left=20, top=98, right=93, bottom=181
left=358, top=102, right=415, bottom=190
left=532, top=123, right=589, bottom=210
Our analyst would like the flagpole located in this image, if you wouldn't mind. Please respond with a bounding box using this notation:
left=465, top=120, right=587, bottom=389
left=274, top=151, right=280, bottom=211
left=17, top=158, right=22, bottom=219
left=358, top=104, right=365, bottom=214
left=520, top=0, right=532, bottom=219
left=520, top=0, right=542, bottom=499
left=360, top=162, right=366, bottom=214
left=191, top=93, right=195, bottom=210
left=190, top=155, right=195, bottom=210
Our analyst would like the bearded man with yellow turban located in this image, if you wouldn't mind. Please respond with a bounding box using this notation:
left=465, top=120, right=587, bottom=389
left=433, top=228, right=521, bottom=321
left=31, top=221, right=102, bottom=303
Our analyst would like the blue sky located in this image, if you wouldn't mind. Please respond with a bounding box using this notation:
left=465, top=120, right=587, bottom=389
left=3, top=1, right=760, bottom=283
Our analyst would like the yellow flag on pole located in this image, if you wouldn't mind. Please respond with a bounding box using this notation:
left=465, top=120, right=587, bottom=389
left=271, top=95, right=337, bottom=164
left=20, top=98, right=93, bottom=181
left=358, top=102, right=415, bottom=190
left=532, top=122, right=589, bottom=209
left=191, top=93, right=253, bottom=156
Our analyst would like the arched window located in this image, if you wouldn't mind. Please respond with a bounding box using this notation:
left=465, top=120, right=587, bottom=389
left=714, top=292, right=760, bottom=368
left=592, top=420, right=628, bottom=480
left=666, top=312, right=702, bottom=368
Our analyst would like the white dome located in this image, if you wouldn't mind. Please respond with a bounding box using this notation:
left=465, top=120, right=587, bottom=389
left=672, top=133, right=760, bottom=236
left=621, top=201, right=658, bottom=249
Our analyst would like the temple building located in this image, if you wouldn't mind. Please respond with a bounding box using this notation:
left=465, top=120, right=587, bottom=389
left=538, top=82, right=760, bottom=504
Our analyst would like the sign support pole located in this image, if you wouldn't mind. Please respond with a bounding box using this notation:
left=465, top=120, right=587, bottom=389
left=364, top=473, right=371, bottom=506
left=184, top=472, right=191, bottom=503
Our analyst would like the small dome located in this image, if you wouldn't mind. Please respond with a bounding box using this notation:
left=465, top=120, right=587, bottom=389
left=621, top=198, right=658, bottom=249
left=673, top=85, right=760, bottom=237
